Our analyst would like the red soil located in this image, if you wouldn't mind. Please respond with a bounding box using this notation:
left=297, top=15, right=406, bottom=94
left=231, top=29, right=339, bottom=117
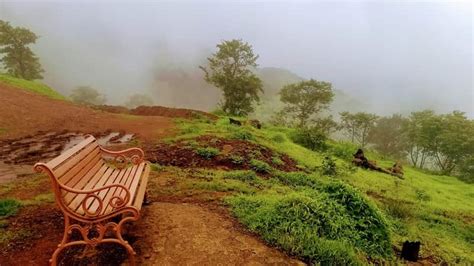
left=146, top=135, right=299, bottom=172
left=0, top=84, right=174, bottom=142
left=96, top=105, right=217, bottom=120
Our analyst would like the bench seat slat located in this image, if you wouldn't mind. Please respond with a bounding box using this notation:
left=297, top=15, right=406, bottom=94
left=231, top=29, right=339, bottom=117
left=54, top=142, right=100, bottom=177
left=133, top=163, right=150, bottom=210
left=46, top=136, right=95, bottom=169
left=58, top=149, right=102, bottom=184
left=68, top=164, right=109, bottom=212
left=62, top=159, right=104, bottom=202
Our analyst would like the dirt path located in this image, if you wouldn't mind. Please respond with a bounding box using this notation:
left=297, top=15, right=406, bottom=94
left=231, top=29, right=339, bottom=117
left=133, top=202, right=304, bottom=265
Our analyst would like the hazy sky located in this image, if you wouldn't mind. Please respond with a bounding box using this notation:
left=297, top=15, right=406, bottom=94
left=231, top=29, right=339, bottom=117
left=1, top=0, right=472, bottom=116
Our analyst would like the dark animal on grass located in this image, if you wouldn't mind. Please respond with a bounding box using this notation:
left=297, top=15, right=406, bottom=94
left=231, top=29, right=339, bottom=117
left=388, top=161, right=404, bottom=179
left=352, top=149, right=392, bottom=175
left=401, top=241, right=420, bottom=261
left=229, top=118, right=242, bottom=126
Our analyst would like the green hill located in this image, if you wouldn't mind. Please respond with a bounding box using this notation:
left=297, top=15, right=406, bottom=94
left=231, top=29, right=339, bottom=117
left=163, top=117, right=474, bottom=264
left=0, top=74, right=66, bottom=100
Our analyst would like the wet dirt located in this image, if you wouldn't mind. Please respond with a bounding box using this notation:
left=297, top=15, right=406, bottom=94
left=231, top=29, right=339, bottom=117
left=146, top=135, right=299, bottom=173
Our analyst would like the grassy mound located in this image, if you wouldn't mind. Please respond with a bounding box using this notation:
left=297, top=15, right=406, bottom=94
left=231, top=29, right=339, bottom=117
left=0, top=74, right=66, bottom=100
left=226, top=179, right=392, bottom=264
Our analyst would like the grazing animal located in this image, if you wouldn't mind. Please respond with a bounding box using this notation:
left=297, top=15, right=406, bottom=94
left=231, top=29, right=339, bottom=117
left=229, top=117, right=242, bottom=126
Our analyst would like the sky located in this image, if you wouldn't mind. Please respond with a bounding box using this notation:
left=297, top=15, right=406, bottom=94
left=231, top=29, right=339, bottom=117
left=0, top=0, right=472, bottom=117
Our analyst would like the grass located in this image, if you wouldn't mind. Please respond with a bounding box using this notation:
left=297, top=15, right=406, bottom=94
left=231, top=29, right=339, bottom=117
left=0, top=73, right=66, bottom=100
left=195, top=147, right=220, bottom=159
left=0, top=199, right=21, bottom=218
left=170, top=116, right=474, bottom=264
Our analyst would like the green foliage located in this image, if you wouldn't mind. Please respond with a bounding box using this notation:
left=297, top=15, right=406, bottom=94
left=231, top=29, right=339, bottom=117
left=339, top=111, right=378, bottom=148
left=328, top=141, right=358, bottom=160
left=279, top=79, right=334, bottom=127
left=368, top=114, right=407, bottom=159
left=0, top=20, right=43, bottom=80
left=223, top=170, right=260, bottom=184
left=0, top=74, right=65, bottom=100
left=384, top=199, right=414, bottom=220
left=0, top=199, right=21, bottom=218
left=125, top=93, right=154, bottom=108
left=229, top=154, right=245, bottom=165
left=70, top=86, right=106, bottom=106
left=250, top=159, right=272, bottom=173
left=321, top=156, right=338, bottom=176
left=270, top=133, right=286, bottom=143
left=274, top=171, right=319, bottom=188
left=271, top=156, right=284, bottom=166
left=290, top=127, right=328, bottom=151
left=200, top=39, right=263, bottom=116
left=195, top=147, right=220, bottom=159
left=231, top=129, right=254, bottom=140
left=227, top=182, right=392, bottom=264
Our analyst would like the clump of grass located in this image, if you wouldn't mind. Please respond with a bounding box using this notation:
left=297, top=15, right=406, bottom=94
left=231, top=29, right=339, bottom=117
left=250, top=159, right=272, bottom=173
left=274, top=171, right=320, bottom=188
left=271, top=133, right=286, bottom=143
left=271, top=156, right=284, bottom=166
left=321, top=156, right=338, bottom=176
left=231, top=129, right=254, bottom=140
left=414, top=188, right=431, bottom=202
left=384, top=199, right=415, bottom=220
left=226, top=185, right=391, bottom=264
left=290, top=127, right=328, bottom=152
left=0, top=199, right=21, bottom=218
left=229, top=155, right=245, bottom=165
left=223, top=170, right=260, bottom=185
left=195, top=147, right=220, bottom=159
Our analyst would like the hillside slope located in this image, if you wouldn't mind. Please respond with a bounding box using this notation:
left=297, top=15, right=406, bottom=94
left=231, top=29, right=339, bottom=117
left=0, top=74, right=66, bottom=101
left=0, top=81, right=173, bottom=140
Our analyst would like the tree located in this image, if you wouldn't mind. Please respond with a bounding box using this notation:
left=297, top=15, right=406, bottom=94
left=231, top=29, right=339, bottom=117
left=339, top=112, right=378, bottom=147
left=279, top=79, right=334, bottom=127
left=200, top=39, right=263, bottom=116
left=0, top=20, right=44, bottom=80
left=368, top=114, right=407, bottom=159
left=314, top=115, right=339, bottom=136
left=70, top=86, right=106, bottom=106
left=125, top=94, right=154, bottom=109
left=403, top=110, right=440, bottom=168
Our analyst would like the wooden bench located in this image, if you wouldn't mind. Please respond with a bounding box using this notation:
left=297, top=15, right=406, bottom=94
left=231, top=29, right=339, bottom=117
left=34, top=135, right=150, bottom=265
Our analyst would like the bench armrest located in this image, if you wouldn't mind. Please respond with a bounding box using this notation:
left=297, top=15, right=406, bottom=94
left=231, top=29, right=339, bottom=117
left=58, top=182, right=131, bottom=217
left=100, top=147, right=144, bottom=165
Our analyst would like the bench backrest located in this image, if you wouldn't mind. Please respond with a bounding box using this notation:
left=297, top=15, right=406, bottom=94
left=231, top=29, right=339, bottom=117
left=45, top=135, right=103, bottom=186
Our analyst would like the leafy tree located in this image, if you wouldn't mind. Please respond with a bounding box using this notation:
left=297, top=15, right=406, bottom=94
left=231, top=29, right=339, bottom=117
left=314, top=115, right=340, bottom=136
left=200, top=39, right=263, bottom=116
left=435, top=111, right=474, bottom=175
left=339, top=112, right=378, bottom=147
left=125, top=94, right=154, bottom=108
left=70, top=86, right=106, bottom=106
left=0, top=20, right=44, bottom=80
left=368, top=114, right=407, bottom=159
left=279, top=79, right=334, bottom=127
left=403, top=110, right=440, bottom=168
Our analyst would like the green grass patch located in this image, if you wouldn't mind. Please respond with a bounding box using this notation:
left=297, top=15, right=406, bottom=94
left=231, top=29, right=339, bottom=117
left=195, top=147, right=220, bottom=159
left=0, top=73, right=66, bottom=100
left=0, top=199, right=21, bottom=218
left=249, top=159, right=272, bottom=173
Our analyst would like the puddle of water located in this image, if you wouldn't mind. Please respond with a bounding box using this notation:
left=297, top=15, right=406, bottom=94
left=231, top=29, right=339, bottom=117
left=62, top=135, right=87, bottom=152
left=62, top=132, right=134, bottom=152
left=97, top=132, right=120, bottom=146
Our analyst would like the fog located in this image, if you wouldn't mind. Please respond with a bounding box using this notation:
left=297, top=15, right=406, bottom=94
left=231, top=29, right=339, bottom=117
left=0, top=1, right=472, bottom=117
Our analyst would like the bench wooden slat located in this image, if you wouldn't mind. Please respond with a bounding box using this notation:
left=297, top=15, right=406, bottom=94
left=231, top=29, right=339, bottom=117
left=67, top=164, right=108, bottom=211
left=72, top=165, right=113, bottom=214
left=103, top=165, right=139, bottom=214
left=133, top=163, right=150, bottom=210
left=58, top=149, right=102, bottom=184
left=127, top=162, right=146, bottom=202
left=88, top=167, right=124, bottom=214
left=47, top=136, right=95, bottom=169
left=53, top=142, right=100, bottom=177
left=63, top=159, right=104, bottom=202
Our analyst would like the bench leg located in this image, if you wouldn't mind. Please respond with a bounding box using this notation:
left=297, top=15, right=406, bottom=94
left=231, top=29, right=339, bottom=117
left=49, top=213, right=139, bottom=266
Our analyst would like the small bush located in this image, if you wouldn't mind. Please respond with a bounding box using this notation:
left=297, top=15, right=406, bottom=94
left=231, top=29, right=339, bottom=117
left=414, top=188, right=431, bottom=202
left=271, top=156, right=284, bottom=166
left=0, top=199, right=21, bottom=218
left=195, top=147, right=220, bottom=159
left=384, top=199, right=414, bottom=220
left=250, top=159, right=272, bottom=173
left=229, top=155, right=245, bottom=165
left=271, top=133, right=286, bottom=143
left=290, top=127, right=327, bottom=151
left=224, top=170, right=259, bottom=184
left=328, top=141, right=358, bottom=160
left=231, top=129, right=254, bottom=140
left=322, top=156, right=338, bottom=176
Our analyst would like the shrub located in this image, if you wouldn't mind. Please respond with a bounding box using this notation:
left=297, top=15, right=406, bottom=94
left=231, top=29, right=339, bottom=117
left=384, top=199, right=415, bottom=220
left=271, top=156, right=284, bottom=166
left=250, top=159, right=272, bottom=173
left=322, top=156, right=338, bottom=176
left=0, top=199, right=21, bottom=218
left=328, top=141, right=358, bottom=160
left=195, top=147, right=220, bottom=159
left=229, top=155, right=245, bottom=165
left=271, top=133, right=286, bottom=143
left=231, top=129, right=254, bottom=140
left=224, top=170, right=259, bottom=184
left=290, top=127, right=327, bottom=151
